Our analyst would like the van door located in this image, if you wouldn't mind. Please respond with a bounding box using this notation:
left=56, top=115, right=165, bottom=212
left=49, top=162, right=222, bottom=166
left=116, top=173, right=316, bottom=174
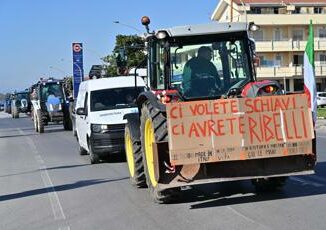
left=78, top=92, right=89, bottom=150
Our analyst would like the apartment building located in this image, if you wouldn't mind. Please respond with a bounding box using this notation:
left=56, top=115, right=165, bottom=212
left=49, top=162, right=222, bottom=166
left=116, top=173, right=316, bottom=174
left=211, top=0, right=326, bottom=91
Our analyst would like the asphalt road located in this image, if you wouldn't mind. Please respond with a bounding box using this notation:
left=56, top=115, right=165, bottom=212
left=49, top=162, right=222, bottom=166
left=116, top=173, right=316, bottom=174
left=1, top=112, right=326, bottom=230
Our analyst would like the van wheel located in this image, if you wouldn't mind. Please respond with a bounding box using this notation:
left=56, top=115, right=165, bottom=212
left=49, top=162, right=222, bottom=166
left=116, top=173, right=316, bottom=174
left=89, top=141, right=100, bottom=164
left=72, top=120, right=77, bottom=137
left=140, top=101, right=180, bottom=203
left=125, top=123, right=147, bottom=188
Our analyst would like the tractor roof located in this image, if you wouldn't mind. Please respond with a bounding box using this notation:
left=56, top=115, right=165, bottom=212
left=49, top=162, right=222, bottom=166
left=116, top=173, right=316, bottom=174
left=37, top=78, right=62, bottom=85
left=160, top=22, right=248, bottom=37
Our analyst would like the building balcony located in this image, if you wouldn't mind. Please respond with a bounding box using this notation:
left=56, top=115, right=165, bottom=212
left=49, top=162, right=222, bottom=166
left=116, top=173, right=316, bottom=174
left=255, top=39, right=326, bottom=52
left=240, top=14, right=326, bottom=25
left=256, top=65, right=326, bottom=78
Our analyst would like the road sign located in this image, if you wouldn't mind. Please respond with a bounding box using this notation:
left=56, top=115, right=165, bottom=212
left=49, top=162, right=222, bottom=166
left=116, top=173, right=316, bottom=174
left=72, top=43, right=84, bottom=98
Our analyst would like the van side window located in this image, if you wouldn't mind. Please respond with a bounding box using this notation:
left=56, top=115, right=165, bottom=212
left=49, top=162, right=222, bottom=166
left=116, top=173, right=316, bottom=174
left=84, top=92, right=88, bottom=114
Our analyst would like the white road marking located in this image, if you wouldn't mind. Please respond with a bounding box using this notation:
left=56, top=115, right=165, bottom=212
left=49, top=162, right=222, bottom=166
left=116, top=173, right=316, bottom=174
left=227, top=206, right=270, bottom=230
left=18, top=128, right=66, bottom=221
left=58, top=227, right=71, bottom=230
left=317, top=135, right=326, bottom=138
left=307, top=175, right=326, bottom=184
left=290, top=177, right=324, bottom=187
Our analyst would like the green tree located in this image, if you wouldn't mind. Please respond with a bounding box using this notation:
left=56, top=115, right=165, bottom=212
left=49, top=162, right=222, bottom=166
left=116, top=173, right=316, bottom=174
left=62, top=76, right=73, bottom=97
left=103, top=34, right=146, bottom=76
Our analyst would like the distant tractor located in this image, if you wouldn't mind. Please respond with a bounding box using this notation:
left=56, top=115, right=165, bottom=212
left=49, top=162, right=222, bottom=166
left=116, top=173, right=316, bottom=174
left=11, top=90, right=30, bottom=118
left=123, top=17, right=316, bottom=203
left=30, top=78, right=73, bottom=133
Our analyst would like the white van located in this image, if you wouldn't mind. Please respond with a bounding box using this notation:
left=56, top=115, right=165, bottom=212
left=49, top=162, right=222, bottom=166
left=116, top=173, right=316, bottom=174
left=75, top=76, right=145, bottom=164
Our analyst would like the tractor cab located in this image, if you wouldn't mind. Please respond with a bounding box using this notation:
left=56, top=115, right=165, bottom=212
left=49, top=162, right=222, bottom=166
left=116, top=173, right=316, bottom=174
left=143, top=20, right=258, bottom=100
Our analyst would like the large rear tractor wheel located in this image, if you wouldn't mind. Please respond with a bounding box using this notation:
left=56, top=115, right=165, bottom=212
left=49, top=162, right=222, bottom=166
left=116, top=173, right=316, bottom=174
left=37, top=110, right=44, bottom=133
left=125, top=123, right=147, bottom=188
left=141, top=101, right=180, bottom=203
left=252, top=177, right=287, bottom=192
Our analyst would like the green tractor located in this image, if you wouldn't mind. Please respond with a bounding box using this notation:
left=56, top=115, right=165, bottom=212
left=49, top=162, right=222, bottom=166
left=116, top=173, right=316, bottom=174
left=11, top=90, right=30, bottom=119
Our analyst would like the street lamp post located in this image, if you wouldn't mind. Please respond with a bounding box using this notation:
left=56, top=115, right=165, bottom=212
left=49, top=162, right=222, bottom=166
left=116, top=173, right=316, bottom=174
left=49, top=65, right=66, bottom=76
left=113, top=21, right=142, bottom=33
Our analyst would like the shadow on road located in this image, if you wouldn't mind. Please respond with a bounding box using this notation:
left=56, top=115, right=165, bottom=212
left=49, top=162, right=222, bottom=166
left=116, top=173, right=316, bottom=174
left=43, top=128, right=66, bottom=134
left=0, top=164, right=91, bottom=178
left=0, top=177, right=128, bottom=202
left=169, top=161, right=326, bottom=209
left=45, top=164, right=90, bottom=171
left=0, top=133, right=38, bottom=139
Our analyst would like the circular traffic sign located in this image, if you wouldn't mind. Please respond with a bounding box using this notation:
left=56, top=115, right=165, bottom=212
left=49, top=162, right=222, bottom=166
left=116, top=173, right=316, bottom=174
left=73, top=43, right=82, bottom=53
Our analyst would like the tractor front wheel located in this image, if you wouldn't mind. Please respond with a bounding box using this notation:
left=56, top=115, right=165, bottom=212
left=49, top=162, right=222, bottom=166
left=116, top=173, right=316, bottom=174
left=125, top=123, right=147, bottom=188
left=140, top=101, right=179, bottom=203
left=37, top=110, right=44, bottom=133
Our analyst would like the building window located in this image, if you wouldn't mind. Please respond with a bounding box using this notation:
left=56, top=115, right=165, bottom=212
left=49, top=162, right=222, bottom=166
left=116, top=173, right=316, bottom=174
left=253, top=30, right=264, bottom=41
left=314, top=7, right=323, bottom=14
left=320, top=54, right=326, bottom=65
left=293, top=7, right=301, bottom=14
left=250, top=7, right=261, bottom=14
left=294, top=79, right=304, bottom=91
left=275, top=54, right=282, bottom=67
left=274, top=28, right=282, bottom=41
left=319, top=28, right=326, bottom=38
left=293, top=54, right=304, bottom=66
left=292, top=29, right=304, bottom=41
left=261, top=8, right=274, bottom=14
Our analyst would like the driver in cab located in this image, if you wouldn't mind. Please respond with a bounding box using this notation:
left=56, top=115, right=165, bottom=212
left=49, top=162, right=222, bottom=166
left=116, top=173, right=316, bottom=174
left=182, top=46, right=221, bottom=97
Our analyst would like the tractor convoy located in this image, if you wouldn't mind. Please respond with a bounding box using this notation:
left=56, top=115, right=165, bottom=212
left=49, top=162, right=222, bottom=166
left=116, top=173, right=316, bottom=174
left=4, top=17, right=316, bottom=204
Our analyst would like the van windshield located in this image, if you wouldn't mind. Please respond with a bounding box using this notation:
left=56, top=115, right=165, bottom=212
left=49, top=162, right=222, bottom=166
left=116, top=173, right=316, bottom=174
left=90, top=87, right=144, bottom=112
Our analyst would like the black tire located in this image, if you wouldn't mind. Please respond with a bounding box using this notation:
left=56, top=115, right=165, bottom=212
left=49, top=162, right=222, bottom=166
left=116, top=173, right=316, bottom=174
left=252, top=177, right=287, bottom=192
left=37, top=110, right=44, bottom=133
left=63, top=112, right=73, bottom=131
left=79, top=145, right=88, bottom=155
left=34, top=111, right=39, bottom=132
left=89, top=140, right=100, bottom=164
left=63, top=117, right=72, bottom=130
left=140, top=101, right=180, bottom=203
left=125, top=123, right=147, bottom=188
left=72, top=119, right=77, bottom=137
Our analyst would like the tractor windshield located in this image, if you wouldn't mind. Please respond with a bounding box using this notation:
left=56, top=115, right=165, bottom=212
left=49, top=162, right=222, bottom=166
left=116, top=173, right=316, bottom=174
left=16, top=93, right=28, bottom=101
left=41, top=83, right=64, bottom=101
left=170, top=38, right=252, bottom=99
